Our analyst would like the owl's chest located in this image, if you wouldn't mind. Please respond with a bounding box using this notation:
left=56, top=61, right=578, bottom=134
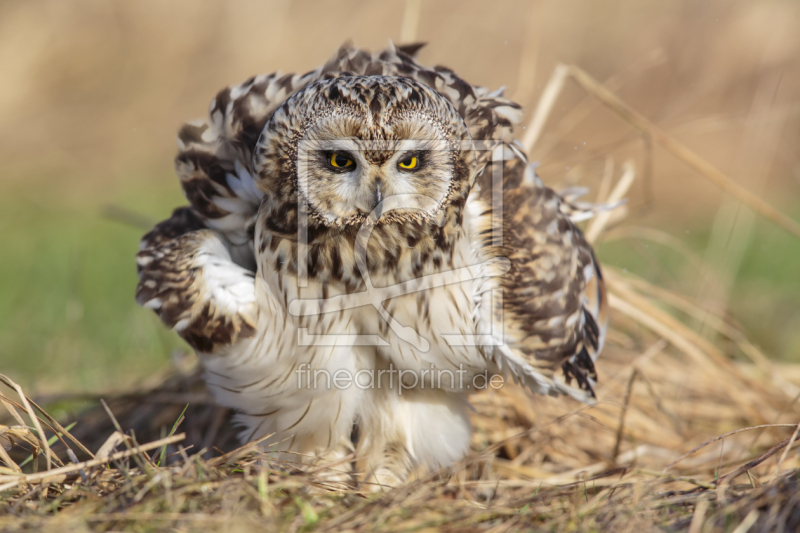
left=364, top=277, right=483, bottom=371
left=259, top=225, right=486, bottom=364
left=347, top=231, right=488, bottom=373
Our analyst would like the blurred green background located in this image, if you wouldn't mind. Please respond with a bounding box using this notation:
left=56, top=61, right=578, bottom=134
left=1, top=0, right=798, bottom=393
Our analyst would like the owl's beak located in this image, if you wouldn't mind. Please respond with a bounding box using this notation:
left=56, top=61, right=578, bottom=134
left=373, top=182, right=383, bottom=219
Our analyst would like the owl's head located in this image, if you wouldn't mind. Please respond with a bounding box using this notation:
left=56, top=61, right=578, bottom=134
left=254, top=76, right=476, bottom=236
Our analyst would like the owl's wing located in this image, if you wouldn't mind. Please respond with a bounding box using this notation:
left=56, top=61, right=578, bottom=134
left=174, top=70, right=326, bottom=252
left=136, top=207, right=258, bottom=353
left=471, top=157, right=609, bottom=402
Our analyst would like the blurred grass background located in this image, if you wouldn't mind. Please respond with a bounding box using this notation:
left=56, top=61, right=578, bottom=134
left=0, top=0, right=798, bottom=393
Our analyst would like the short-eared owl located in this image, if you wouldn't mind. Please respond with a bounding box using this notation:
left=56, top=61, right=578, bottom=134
left=136, top=43, right=607, bottom=487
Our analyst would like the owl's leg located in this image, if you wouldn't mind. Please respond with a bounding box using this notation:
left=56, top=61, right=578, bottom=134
left=304, top=434, right=357, bottom=489
left=360, top=441, right=413, bottom=490
left=227, top=386, right=361, bottom=487
left=358, top=388, right=472, bottom=490
left=213, top=360, right=362, bottom=488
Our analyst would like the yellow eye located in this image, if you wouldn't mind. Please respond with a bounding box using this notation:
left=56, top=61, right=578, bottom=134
left=398, top=156, right=418, bottom=170
left=330, top=153, right=354, bottom=168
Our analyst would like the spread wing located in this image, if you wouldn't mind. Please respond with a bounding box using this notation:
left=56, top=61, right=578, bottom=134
left=136, top=207, right=258, bottom=353
left=139, top=42, right=608, bottom=395
left=471, top=157, right=609, bottom=402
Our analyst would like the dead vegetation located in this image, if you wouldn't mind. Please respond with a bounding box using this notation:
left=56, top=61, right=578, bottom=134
left=1, top=306, right=800, bottom=532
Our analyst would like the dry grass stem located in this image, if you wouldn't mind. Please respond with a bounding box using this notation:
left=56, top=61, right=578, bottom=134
left=564, top=64, right=800, bottom=241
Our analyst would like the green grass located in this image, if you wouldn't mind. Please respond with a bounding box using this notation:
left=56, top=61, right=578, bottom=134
left=0, top=173, right=188, bottom=393
left=595, top=208, right=800, bottom=361
left=732, top=218, right=800, bottom=360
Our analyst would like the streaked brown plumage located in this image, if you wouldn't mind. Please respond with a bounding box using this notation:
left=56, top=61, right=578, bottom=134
left=136, top=43, right=608, bottom=487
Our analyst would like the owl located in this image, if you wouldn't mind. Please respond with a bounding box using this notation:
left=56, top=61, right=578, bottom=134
left=136, top=43, right=607, bottom=488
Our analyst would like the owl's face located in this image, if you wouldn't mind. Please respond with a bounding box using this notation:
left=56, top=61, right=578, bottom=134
left=299, top=116, right=457, bottom=224
left=254, top=77, right=476, bottom=232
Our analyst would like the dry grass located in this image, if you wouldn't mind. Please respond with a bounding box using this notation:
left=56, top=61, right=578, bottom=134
left=2, top=304, right=800, bottom=532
